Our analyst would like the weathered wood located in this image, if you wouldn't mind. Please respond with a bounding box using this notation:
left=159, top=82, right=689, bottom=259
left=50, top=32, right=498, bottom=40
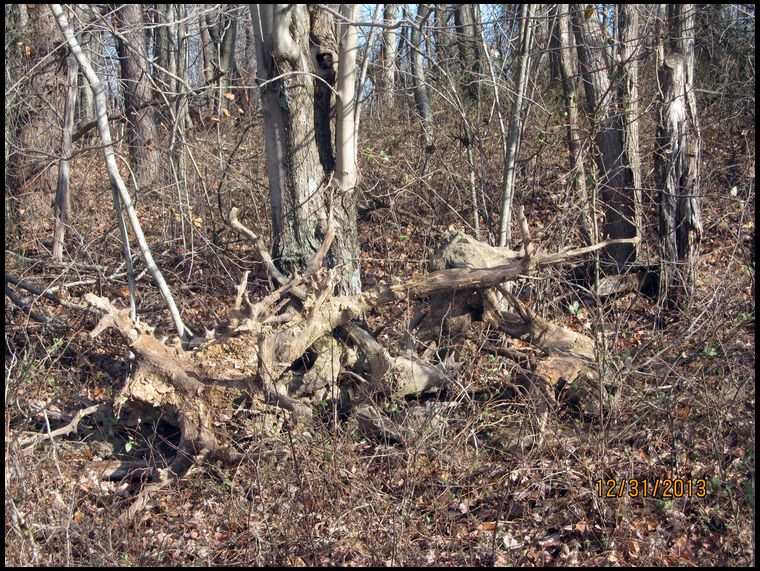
left=81, top=227, right=632, bottom=520
left=655, top=4, right=702, bottom=311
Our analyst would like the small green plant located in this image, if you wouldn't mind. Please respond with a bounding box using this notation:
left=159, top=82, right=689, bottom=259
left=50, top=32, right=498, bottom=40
left=568, top=299, right=581, bottom=316
left=701, top=343, right=719, bottom=358
left=125, top=435, right=137, bottom=453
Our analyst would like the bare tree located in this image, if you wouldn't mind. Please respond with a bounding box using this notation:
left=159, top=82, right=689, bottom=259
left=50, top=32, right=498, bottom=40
left=410, top=4, right=434, bottom=153
left=498, top=3, right=536, bottom=247
left=380, top=4, right=399, bottom=106
left=7, top=5, right=65, bottom=198
left=250, top=4, right=361, bottom=294
left=218, top=5, right=238, bottom=114
left=115, top=3, right=162, bottom=191
left=152, top=4, right=177, bottom=98
left=618, top=4, right=643, bottom=240
left=571, top=4, right=639, bottom=271
left=655, top=4, right=703, bottom=310
left=51, top=50, right=78, bottom=262
left=553, top=4, right=591, bottom=246
left=453, top=4, right=481, bottom=102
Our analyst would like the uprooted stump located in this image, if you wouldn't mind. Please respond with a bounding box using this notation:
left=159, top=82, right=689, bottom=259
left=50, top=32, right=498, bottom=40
left=84, top=226, right=632, bottom=521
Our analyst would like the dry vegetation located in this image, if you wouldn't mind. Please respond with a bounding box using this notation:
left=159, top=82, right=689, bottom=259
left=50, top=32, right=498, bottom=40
left=5, top=8, right=755, bottom=568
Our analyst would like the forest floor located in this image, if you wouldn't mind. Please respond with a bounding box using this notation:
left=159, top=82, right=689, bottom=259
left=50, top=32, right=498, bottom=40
left=5, top=108, right=755, bottom=566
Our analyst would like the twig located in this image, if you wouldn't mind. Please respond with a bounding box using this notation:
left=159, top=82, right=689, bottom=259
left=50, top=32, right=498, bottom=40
left=20, top=404, right=107, bottom=450
left=228, top=207, right=290, bottom=288
left=5, top=272, right=97, bottom=313
left=5, top=249, right=105, bottom=272
left=536, top=237, right=641, bottom=267
left=5, top=284, right=54, bottom=325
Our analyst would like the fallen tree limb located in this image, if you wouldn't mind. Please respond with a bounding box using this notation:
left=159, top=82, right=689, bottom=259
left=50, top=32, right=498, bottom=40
left=5, top=272, right=97, bottom=313
left=20, top=404, right=108, bottom=450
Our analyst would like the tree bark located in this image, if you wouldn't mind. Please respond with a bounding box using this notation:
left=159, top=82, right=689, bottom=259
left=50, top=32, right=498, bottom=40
left=250, top=4, right=361, bottom=294
left=333, top=4, right=362, bottom=294
left=175, top=4, right=192, bottom=132
left=153, top=4, right=177, bottom=97
left=571, top=4, right=639, bottom=271
left=199, top=9, right=216, bottom=98
left=52, top=51, right=79, bottom=262
left=554, top=4, right=591, bottom=246
left=218, top=5, right=238, bottom=114
left=453, top=5, right=481, bottom=102
left=115, top=3, right=162, bottom=191
left=9, top=5, right=64, bottom=196
left=498, top=3, right=535, bottom=247
left=75, top=4, right=96, bottom=125
left=380, top=4, right=399, bottom=106
left=411, top=4, right=434, bottom=152
left=618, top=4, right=642, bottom=242
left=655, top=4, right=702, bottom=311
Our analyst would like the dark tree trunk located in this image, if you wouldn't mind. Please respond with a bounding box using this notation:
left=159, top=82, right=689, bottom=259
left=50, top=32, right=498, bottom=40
left=571, top=4, right=639, bottom=272
left=380, top=4, right=399, bottom=105
left=453, top=5, right=481, bottom=101
left=618, top=4, right=642, bottom=239
left=218, top=6, right=238, bottom=113
left=411, top=4, right=434, bottom=152
left=554, top=4, right=591, bottom=246
left=10, top=5, right=65, bottom=194
left=116, top=3, right=161, bottom=191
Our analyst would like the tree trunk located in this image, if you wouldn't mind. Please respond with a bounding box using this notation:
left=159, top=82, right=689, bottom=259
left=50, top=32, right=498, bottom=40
left=380, top=4, right=399, bottom=106
left=116, top=3, right=161, bottom=191
left=571, top=4, right=638, bottom=271
left=250, top=4, right=361, bottom=295
left=554, top=4, right=591, bottom=246
left=199, top=10, right=215, bottom=93
left=52, top=51, right=79, bottom=262
left=218, top=6, right=238, bottom=114
left=618, top=5, right=642, bottom=241
left=432, top=6, right=454, bottom=75
left=175, top=4, right=192, bottom=132
left=9, top=5, right=65, bottom=196
left=154, top=4, right=177, bottom=97
left=453, top=5, right=481, bottom=102
left=333, top=4, right=362, bottom=294
left=655, top=4, right=702, bottom=311
left=411, top=4, right=434, bottom=152
left=75, top=4, right=96, bottom=125
left=309, top=4, right=338, bottom=175
left=498, top=3, right=535, bottom=248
